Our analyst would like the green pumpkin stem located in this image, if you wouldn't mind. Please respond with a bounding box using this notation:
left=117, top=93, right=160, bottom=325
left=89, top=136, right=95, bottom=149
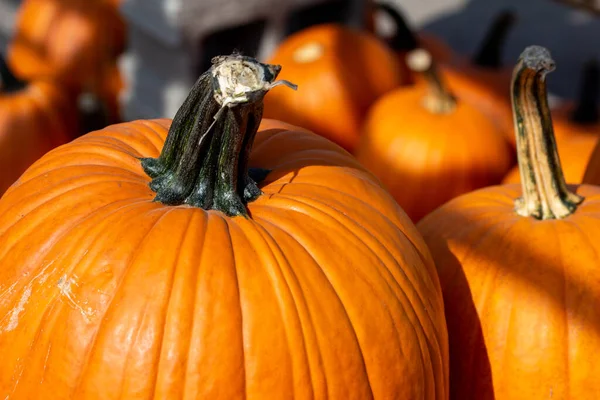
left=374, top=2, right=419, bottom=51
left=472, top=10, right=517, bottom=69
left=512, top=45, right=583, bottom=220
left=570, top=59, right=599, bottom=124
left=0, top=53, right=26, bottom=93
left=407, top=48, right=456, bottom=114
left=141, top=54, right=297, bottom=217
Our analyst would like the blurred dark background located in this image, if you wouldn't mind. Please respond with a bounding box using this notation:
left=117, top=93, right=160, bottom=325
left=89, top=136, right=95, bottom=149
left=1, top=0, right=598, bottom=119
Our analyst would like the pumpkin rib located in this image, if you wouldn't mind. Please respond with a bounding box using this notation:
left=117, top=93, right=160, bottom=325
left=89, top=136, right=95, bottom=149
left=148, top=212, right=196, bottom=399
left=251, top=213, right=376, bottom=398
left=242, top=220, right=319, bottom=398
left=263, top=187, right=444, bottom=335
left=254, top=194, right=442, bottom=398
left=72, top=207, right=180, bottom=396
left=222, top=219, right=250, bottom=399
left=179, top=212, right=210, bottom=398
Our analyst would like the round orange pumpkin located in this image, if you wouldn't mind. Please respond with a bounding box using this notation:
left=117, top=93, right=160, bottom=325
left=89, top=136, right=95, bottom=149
left=0, top=54, right=448, bottom=399
left=263, top=23, right=403, bottom=152
left=0, top=53, right=77, bottom=195
left=503, top=59, right=599, bottom=184
left=418, top=45, right=600, bottom=399
left=8, top=0, right=126, bottom=122
left=355, top=49, right=513, bottom=222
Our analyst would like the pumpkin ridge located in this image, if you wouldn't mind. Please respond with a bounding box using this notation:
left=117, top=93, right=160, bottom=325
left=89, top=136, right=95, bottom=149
left=222, top=218, right=249, bottom=399
left=232, top=218, right=316, bottom=397
left=148, top=212, right=195, bottom=398
left=253, top=214, right=374, bottom=399
left=256, top=183, right=438, bottom=294
left=254, top=193, right=443, bottom=397
left=72, top=207, right=181, bottom=396
left=0, top=177, right=151, bottom=241
left=178, top=212, right=209, bottom=398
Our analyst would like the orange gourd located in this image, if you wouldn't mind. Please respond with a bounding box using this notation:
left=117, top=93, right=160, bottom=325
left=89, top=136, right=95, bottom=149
left=503, top=59, right=600, bottom=184
left=418, top=46, right=600, bottom=399
left=355, top=49, right=513, bottom=222
left=263, top=2, right=403, bottom=153
left=0, top=54, right=77, bottom=195
left=0, top=54, right=449, bottom=399
left=8, top=0, right=126, bottom=123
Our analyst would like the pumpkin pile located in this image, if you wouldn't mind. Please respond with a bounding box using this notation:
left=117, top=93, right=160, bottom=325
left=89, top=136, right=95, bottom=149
left=1, top=2, right=599, bottom=399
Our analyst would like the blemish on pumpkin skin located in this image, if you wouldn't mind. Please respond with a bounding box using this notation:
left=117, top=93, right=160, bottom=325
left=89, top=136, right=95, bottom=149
left=1, top=286, right=32, bottom=333
left=57, top=274, right=96, bottom=323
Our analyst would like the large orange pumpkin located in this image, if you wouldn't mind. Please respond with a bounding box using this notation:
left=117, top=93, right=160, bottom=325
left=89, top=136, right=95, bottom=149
left=355, top=49, right=513, bottom=222
left=418, top=46, right=600, bottom=399
left=8, top=0, right=126, bottom=123
left=263, top=5, right=404, bottom=153
left=0, top=53, right=77, bottom=195
left=503, top=59, right=600, bottom=184
left=0, top=54, right=449, bottom=399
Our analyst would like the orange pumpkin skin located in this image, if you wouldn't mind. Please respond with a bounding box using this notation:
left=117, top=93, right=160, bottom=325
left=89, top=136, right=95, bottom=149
left=355, top=80, right=513, bottom=222
left=263, top=24, right=403, bottom=153
left=8, top=0, right=126, bottom=121
left=0, top=117, right=449, bottom=398
left=0, top=77, right=77, bottom=195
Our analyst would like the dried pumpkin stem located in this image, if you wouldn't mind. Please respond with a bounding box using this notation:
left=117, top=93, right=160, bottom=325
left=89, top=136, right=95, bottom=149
left=570, top=59, right=599, bottom=124
left=0, top=53, right=26, bottom=93
left=512, top=45, right=584, bottom=219
left=407, top=48, right=456, bottom=114
left=141, top=54, right=296, bottom=217
left=472, top=10, right=517, bottom=69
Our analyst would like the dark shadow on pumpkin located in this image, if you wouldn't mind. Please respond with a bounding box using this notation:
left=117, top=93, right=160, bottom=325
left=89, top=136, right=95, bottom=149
left=420, top=0, right=600, bottom=99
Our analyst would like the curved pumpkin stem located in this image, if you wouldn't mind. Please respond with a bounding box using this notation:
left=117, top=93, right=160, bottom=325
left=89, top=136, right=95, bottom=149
left=373, top=2, right=419, bottom=52
left=141, top=54, right=297, bottom=217
left=570, top=59, right=599, bottom=124
left=407, top=48, right=456, bottom=114
left=512, top=45, right=583, bottom=220
left=472, top=10, right=517, bottom=69
left=0, top=53, right=26, bottom=93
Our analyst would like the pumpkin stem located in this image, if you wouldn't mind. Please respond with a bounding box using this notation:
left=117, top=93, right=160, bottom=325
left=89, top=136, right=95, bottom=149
left=570, top=59, right=599, bottom=124
left=374, top=2, right=419, bottom=52
left=0, top=53, right=26, bottom=93
left=472, top=10, right=517, bottom=69
left=407, top=48, right=456, bottom=114
left=141, top=54, right=297, bottom=217
left=512, top=45, right=583, bottom=220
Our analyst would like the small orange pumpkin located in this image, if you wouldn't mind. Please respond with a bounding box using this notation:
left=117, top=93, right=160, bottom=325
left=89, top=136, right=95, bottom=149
left=0, top=53, right=77, bottom=195
left=263, top=6, right=404, bottom=153
left=504, top=59, right=599, bottom=184
left=0, top=54, right=449, bottom=399
left=8, top=0, right=126, bottom=122
left=418, top=45, right=600, bottom=400
left=355, top=49, right=513, bottom=222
